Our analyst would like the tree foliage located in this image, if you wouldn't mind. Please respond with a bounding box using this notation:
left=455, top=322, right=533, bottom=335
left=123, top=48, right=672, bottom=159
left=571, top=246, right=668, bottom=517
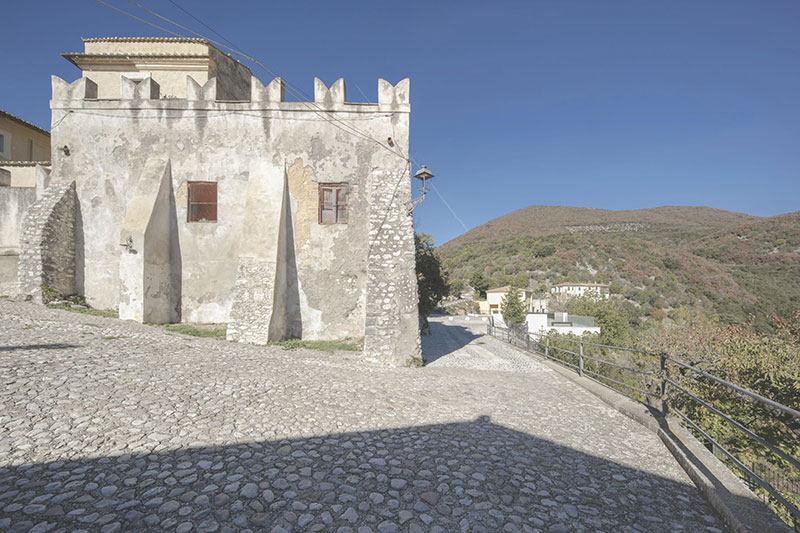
left=470, top=271, right=490, bottom=299
left=448, top=278, right=465, bottom=299
left=566, top=297, right=633, bottom=347
left=640, top=315, right=800, bottom=524
left=501, top=286, right=527, bottom=327
left=415, top=233, right=448, bottom=317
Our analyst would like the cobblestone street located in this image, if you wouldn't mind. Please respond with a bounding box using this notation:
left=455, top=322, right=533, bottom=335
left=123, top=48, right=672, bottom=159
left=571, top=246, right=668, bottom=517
left=0, top=301, right=725, bottom=532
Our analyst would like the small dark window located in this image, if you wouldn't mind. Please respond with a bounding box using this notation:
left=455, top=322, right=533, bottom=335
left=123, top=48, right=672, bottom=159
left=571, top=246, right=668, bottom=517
left=318, top=183, right=348, bottom=224
left=188, top=182, right=217, bottom=222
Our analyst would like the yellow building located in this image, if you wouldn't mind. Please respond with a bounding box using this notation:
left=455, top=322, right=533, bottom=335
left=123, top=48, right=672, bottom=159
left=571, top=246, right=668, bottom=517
left=0, top=110, right=50, bottom=163
left=62, top=37, right=252, bottom=100
left=481, top=286, right=534, bottom=315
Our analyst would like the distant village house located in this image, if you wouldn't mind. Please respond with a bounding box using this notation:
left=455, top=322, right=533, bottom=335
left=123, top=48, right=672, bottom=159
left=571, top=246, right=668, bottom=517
left=550, top=282, right=610, bottom=300
left=479, top=286, right=534, bottom=316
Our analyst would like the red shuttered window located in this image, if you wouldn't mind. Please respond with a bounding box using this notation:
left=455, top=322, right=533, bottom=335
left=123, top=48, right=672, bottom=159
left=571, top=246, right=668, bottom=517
left=187, top=182, right=218, bottom=222
left=318, top=183, right=348, bottom=224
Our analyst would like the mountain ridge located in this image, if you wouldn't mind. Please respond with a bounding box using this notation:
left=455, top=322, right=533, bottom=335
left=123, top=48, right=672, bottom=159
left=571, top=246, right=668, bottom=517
left=442, top=205, right=762, bottom=249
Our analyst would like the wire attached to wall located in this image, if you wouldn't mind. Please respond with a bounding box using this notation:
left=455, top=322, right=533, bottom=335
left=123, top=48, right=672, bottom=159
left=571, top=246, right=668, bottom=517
left=90, top=0, right=471, bottom=233
left=93, top=0, right=413, bottom=167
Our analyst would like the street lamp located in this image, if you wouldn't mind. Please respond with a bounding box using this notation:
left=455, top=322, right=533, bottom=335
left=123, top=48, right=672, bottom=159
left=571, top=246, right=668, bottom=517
left=407, top=165, right=435, bottom=215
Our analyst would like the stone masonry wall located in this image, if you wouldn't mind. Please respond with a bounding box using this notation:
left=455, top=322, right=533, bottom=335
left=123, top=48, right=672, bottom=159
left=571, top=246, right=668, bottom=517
left=18, top=182, right=76, bottom=302
left=226, top=258, right=276, bottom=344
left=364, top=168, right=422, bottom=366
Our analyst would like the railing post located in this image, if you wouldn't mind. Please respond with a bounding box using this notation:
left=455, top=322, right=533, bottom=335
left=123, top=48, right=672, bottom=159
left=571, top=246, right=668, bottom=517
left=579, top=342, right=584, bottom=377
left=526, top=333, right=530, bottom=352
left=545, top=337, right=550, bottom=358
left=660, top=353, right=669, bottom=416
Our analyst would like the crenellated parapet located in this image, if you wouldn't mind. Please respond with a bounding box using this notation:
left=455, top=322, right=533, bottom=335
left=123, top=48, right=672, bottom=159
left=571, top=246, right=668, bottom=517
left=50, top=74, right=409, bottom=112
left=121, top=76, right=160, bottom=100
left=378, top=78, right=410, bottom=106
left=314, top=78, right=347, bottom=104
left=186, top=76, right=217, bottom=101
left=250, top=76, right=285, bottom=103
left=51, top=76, right=98, bottom=101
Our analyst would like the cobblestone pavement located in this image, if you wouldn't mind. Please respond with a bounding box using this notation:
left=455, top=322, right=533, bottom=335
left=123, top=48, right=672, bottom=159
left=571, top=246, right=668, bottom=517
left=422, top=317, right=547, bottom=373
left=0, top=300, right=725, bottom=532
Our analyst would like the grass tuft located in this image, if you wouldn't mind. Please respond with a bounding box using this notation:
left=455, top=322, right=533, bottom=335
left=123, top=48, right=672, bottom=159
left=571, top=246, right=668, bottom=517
left=269, top=339, right=361, bottom=352
left=46, top=305, right=119, bottom=318
left=164, top=324, right=226, bottom=339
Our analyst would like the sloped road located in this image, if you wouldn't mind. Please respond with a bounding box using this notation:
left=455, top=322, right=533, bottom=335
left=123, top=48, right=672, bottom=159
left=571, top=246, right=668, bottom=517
left=0, top=301, right=724, bottom=532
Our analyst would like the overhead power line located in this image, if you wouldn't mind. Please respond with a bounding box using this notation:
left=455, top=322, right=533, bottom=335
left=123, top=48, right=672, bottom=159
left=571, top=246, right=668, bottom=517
left=93, top=0, right=413, bottom=165
left=92, top=0, right=468, bottom=232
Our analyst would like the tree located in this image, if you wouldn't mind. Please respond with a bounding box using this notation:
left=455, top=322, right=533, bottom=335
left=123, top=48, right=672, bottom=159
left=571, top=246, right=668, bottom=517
left=415, top=233, right=448, bottom=317
left=448, top=278, right=465, bottom=299
left=501, top=286, right=526, bottom=327
left=470, top=271, right=490, bottom=299
left=567, top=296, right=631, bottom=347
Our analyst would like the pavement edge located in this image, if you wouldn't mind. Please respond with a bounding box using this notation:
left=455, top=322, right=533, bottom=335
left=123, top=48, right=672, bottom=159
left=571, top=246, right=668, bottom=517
left=499, top=339, right=792, bottom=533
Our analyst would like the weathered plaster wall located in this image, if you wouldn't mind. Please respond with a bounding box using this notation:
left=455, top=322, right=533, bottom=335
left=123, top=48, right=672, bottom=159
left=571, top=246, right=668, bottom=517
left=49, top=72, right=420, bottom=362
left=208, top=48, right=252, bottom=101
left=119, top=158, right=180, bottom=323
left=0, top=186, right=36, bottom=250
left=18, top=181, right=76, bottom=302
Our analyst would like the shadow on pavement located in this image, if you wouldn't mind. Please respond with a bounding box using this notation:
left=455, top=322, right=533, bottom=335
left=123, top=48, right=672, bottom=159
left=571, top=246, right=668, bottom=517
left=0, top=417, right=728, bottom=532
left=0, top=344, right=81, bottom=352
left=421, top=319, right=483, bottom=365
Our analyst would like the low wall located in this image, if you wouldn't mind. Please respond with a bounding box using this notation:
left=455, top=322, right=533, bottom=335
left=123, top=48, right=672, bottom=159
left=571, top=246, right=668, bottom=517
left=0, top=163, right=46, bottom=187
left=18, top=181, right=76, bottom=301
left=0, top=186, right=36, bottom=250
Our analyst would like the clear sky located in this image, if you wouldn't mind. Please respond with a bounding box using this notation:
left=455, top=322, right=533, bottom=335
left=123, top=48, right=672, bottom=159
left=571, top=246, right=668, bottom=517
left=2, top=1, right=798, bottom=245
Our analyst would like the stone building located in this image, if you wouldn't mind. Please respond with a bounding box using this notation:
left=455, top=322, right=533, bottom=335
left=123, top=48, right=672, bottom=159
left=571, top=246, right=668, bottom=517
left=11, top=37, right=421, bottom=365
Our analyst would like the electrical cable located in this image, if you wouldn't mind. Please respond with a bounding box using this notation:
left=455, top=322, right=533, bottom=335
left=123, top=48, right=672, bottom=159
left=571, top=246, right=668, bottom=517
left=116, top=0, right=411, bottom=165
left=90, top=0, right=472, bottom=235
left=92, top=0, right=407, bottom=164
left=165, top=0, right=243, bottom=54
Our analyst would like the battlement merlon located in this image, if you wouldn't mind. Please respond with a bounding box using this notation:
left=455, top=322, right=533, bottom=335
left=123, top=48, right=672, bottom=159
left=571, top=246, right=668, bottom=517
left=50, top=75, right=410, bottom=113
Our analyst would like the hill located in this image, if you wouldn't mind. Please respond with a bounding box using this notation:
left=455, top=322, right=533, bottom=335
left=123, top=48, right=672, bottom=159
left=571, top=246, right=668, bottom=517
left=438, top=206, right=800, bottom=333
left=441, top=205, right=756, bottom=249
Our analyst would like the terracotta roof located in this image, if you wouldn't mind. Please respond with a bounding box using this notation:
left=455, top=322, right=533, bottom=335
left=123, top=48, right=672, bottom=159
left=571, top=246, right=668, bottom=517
left=487, top=286, right=532, bottom=293
left=63, top=53, right=210, bottom=59
left=552, top=283, right=609, bottom=288
left=487, top=286, right=512, bottom=293
left=0, top=110, right=50, bottom=137
left=83, top=37, right=209, bottom=44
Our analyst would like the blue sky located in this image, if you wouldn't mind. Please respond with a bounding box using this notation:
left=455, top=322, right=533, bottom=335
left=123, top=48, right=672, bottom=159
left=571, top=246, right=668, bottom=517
left=2, top=1, right=798, bottom=245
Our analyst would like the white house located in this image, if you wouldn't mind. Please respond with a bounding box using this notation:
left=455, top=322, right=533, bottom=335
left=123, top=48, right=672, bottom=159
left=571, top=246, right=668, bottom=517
left=550, top=283, right=610, bottom=300
left=526, top=311, right=600, bottom=337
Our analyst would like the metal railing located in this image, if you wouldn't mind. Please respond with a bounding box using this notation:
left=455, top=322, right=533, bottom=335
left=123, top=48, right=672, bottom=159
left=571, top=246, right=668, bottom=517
left=487, top=324, right=800, bottom=530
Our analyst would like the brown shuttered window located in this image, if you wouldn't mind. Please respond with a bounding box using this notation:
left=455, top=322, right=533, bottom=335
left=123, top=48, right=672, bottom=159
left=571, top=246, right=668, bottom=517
left=188, top=182, right=218, bottom=222
left=319, top=183, right=348, bottom=224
